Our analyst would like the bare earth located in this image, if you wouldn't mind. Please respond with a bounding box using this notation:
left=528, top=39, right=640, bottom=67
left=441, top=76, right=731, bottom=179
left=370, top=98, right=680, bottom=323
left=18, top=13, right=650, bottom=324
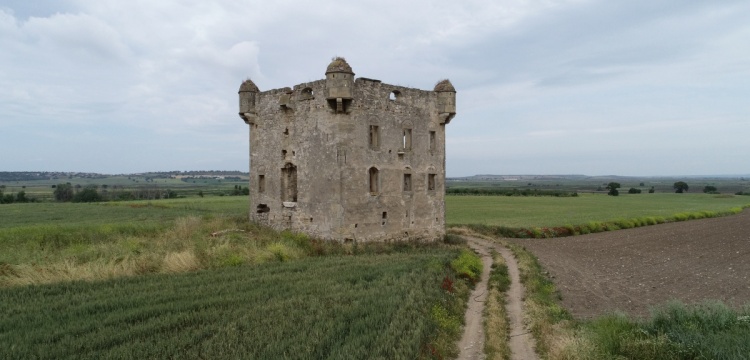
left=511, top=210, right=750, bottom=319
left=459, top=238, right=538, bottom=360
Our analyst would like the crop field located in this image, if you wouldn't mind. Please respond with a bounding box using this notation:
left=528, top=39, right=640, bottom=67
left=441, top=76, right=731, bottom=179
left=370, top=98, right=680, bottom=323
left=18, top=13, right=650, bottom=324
left=0, top=250, right=459, bottom=359
left=4, top=181, right=750, bottom=358
left=446, top=193, right=750, bottom=228
left=0, top=173, right=249, bottom=201
left=0, top=197, right=247, bottom=229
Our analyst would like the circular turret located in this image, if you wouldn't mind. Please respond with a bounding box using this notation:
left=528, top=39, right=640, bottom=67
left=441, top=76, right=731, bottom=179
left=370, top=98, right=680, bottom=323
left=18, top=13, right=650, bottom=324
left=238, top=79, right=259, bottom=124
left=433, top=79, right=456, bottom=92
left=325, top=57, right=355, bottom=75
left=238, top=79, right=259, bottom=93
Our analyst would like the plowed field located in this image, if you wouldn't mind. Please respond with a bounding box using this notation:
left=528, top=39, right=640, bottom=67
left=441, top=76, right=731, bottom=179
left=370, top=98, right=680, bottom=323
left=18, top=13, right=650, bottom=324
left=512, top=210, right=750, bottom=318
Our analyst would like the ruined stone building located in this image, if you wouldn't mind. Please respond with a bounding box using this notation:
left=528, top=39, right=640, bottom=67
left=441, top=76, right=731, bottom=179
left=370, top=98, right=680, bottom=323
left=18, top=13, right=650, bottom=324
left=238, top=57, right=456, bottom=241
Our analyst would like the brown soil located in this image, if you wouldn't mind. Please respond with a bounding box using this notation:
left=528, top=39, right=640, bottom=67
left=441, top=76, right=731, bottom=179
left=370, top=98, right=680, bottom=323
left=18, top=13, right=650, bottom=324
left=458, top=238, right=538, bottom=360
left=510, top=210, right=750, bottom=319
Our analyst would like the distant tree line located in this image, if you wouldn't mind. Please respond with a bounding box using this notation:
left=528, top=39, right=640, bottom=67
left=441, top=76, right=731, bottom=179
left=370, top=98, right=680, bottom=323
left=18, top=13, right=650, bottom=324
left=49, top=183, right=250, bottom=203
left=52, top=183, right=180, bottom=203
left=0, top=188, right=36, bottom=204
left=446, top=187, right=578, bottom=197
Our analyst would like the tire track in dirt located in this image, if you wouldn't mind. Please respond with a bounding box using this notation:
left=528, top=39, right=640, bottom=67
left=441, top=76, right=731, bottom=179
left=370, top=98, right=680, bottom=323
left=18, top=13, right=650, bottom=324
left=457, top=237, right=538, bottom=360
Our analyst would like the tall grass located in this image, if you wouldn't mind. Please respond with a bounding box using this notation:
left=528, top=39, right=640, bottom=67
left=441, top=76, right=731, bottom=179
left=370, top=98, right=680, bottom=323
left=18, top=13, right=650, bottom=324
left=0, top=250, right=469, bottom=359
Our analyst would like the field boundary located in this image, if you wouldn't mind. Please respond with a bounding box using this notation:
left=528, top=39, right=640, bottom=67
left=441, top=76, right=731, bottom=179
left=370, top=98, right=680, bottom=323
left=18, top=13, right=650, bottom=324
left=454, top=206, right=749, bottom=239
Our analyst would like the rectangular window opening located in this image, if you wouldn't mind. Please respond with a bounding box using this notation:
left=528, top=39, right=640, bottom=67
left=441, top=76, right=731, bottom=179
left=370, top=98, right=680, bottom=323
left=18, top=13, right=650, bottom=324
left=369, top=125, right=379, bottom=149
left=429, top=131, right=436, bottom=151
left=428, top=174, right=436, bottom=191
left=281, top=164, right=297, bottom=202
left=258, top=174, right=265, bottom=193
left=403, top=173, right=412, bottom=192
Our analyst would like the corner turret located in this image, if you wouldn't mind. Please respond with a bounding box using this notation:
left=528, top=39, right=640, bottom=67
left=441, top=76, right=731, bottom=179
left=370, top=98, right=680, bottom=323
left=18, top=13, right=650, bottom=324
left=238, top=79, right=260, bottom=124
left=434, top=79, right=456, bottom=124
left=325, top=57, right=355, bottom=113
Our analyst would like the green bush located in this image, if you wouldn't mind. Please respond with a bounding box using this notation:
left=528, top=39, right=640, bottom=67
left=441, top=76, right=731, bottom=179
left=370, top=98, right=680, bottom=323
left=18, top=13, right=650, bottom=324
left=450, top=249, right=482, bottom=282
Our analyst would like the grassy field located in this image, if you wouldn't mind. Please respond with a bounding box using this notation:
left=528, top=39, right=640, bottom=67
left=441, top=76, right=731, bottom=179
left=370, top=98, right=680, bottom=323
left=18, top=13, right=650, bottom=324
left=0, top=250, right=463, bottom=359
left=446, top=193, right=750, bottom=228
left=1, top=196, right=477, bottom=359
left=0, top=174, right=249, bottom=201
left=4, top=190, right=750, bottom=358
left=0, top=197, right=247, bottom=229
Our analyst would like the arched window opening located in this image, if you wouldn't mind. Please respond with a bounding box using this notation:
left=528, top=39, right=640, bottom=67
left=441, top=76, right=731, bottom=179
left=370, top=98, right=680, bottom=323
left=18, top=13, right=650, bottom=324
left=389, top=90, right=400, bottom=101
left=403, top=173, right=412, bottom=192
left=368, top=167, right=379, bottom=194
left=428, top=174, right=436, bottom=191
left=369, top=125, right=379, bottom=149
left=281, top=163, right=298, bottom=202
left=402, top=128, right=412, bottom=150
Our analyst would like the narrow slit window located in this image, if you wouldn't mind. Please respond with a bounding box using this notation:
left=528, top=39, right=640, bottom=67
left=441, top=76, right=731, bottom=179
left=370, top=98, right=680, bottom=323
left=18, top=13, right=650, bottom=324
left=403, top=173, right=412, bottom=192
left=402, top=128, right=412, bottom=150
left=258, top=175, right=265, bottom=193
left=429, top=131, right=436, bottom=151
left=428, top=174, right=436, bottom=191
left=369, top=125, right=379, bottom=149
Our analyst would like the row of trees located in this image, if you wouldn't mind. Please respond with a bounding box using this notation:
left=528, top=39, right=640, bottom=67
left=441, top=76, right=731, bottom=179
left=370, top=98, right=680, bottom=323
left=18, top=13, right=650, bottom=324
left=606, top=182, right=694, bottom=196
left=53, top=183, right=180, bottom=203
left=0, top=190, right=35, bottom=204
left=51, top=183, right=249, bottom=202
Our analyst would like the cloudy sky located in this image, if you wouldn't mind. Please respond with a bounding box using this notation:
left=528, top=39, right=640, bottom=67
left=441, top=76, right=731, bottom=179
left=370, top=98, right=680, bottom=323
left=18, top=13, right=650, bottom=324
left=2, top=1, right=748, bottom=176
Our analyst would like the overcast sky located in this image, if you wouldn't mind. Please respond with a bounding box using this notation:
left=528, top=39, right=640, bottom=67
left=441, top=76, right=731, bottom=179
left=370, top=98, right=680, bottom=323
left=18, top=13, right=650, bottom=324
left=2, top=1, right=748, bottom=176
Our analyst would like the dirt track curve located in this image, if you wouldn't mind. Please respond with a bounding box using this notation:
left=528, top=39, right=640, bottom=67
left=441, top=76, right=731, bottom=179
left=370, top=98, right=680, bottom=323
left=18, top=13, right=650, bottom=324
left=457, top=237, right=538, bottom=360
left=511, top=210, right=750, bottom=319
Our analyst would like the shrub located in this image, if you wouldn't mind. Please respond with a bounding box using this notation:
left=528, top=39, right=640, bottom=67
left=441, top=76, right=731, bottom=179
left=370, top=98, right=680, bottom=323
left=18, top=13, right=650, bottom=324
left=627, top=188, right=642, bottom=194
left=450, top=249, right=482, bottom=282
left=703, top=185, right=718, bottom=193
left=72, top=186, right=102, bottom=203
left=587, top=221, right=604, bottom=233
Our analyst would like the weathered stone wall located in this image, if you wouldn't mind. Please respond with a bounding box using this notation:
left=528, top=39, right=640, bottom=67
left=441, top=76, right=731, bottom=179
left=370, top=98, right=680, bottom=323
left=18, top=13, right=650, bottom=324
left=240, top=59, right=455, bottom=242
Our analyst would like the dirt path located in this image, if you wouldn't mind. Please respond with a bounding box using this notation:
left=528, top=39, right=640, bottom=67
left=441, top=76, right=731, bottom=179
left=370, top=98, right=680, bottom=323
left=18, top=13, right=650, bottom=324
left=456, top=240, right=492, bottom=359
left=457, top=237, right=538, bottom=360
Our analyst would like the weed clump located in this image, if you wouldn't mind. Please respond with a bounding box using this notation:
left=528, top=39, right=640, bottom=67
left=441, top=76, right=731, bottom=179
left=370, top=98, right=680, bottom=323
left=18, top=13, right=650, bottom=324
left=449, top=249, right=482, bottom=282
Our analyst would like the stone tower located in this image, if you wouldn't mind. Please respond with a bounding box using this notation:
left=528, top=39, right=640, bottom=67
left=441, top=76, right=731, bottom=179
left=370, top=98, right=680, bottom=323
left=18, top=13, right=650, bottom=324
left=239, top=57, right=456, bottom=242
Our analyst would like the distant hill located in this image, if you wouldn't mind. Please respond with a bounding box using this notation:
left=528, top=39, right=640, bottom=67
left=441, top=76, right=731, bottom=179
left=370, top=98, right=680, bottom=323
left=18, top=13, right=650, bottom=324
left=0, top=171, right=249, bottom=182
